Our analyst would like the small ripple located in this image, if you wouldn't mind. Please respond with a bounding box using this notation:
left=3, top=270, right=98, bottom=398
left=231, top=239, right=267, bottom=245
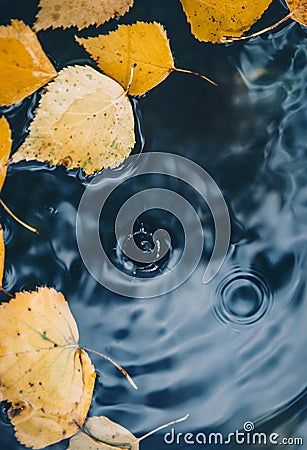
left=213, top=268, right=273, bottom=326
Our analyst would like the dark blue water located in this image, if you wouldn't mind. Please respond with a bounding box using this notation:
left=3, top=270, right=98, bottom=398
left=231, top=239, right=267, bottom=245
left=0, top=0, right=306, bottom=449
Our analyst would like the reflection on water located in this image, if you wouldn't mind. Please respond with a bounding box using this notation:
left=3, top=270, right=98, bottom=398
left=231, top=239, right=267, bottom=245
left=0, top=0, right=306, bottom=448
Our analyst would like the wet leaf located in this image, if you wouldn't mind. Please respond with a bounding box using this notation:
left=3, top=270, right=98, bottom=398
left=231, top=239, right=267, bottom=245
left=68, top=416, right=139, bottom=450
left=8, top=349, right=95, bottom=449
left=34, top=0, right=134, bottom=31
left=0, top=287, right=96, bottom=416
left=286, top=0, right=307, bottom=26
left=12, top=65, right=135, bottom=175
left=0, top=116, right=11, bottom=191
left=0, top=20, right=57, bottom=106
left=179, top=0, right=273, bottom=43
left=76, top=22, right=217, bottom=96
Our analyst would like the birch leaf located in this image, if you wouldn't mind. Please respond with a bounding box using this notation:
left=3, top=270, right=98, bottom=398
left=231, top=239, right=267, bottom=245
left=0, top=287, right=96, bottom=415
left=0, top=116, right=11, bottom=191
left=0, top=20, right=57, bottom=106
left=8, top=349, right=95, bottom=449
left=68, top=416, right=138, bottom=450
left=12, top=65, right=135, bottom=175
left=34, top=0, right=134, bottom=31
left=179, top=0, right=273, bottom=43
left=76, top=22, right=217, bottom=96
left=286, top=0, right=307, bottom=25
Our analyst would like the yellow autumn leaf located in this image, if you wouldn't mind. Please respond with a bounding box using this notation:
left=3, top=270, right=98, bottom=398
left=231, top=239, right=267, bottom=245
left=0, top=116, right=11, bottom=191
left=76, top=22, right=217, bottom=97
left=287, top=0, right=307, bottom=25
left=179, top=0, right=273, bottom=43
left=8, top=349, right=95, bottom=449
left=34, top=0, right=134, bottom=31
left=0, top=287, right=96, bottom=415
left=0, top=20, right=57, bottom=106
left=68, top=416, right=139, bottom=450
left=12, top=65, right=135, bottom=175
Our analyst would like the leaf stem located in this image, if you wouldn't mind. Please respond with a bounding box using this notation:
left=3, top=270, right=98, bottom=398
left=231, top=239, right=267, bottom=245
left=82, top=346, right=138, bottom=390
left=0, top=286, right=13, bottom=297
left=137, top=413, right=189, bottom=442
left=0, top=199, right=38, bottom=234
left=173, top=67, right=218, bottom=86
left=221, top=13, right=293, bottom=43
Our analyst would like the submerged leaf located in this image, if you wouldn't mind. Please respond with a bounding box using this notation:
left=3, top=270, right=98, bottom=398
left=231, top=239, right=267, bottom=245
left=76, top=22, right=216, bottom=96
left=0, top=287, right=96, bottom=415
left=0, top=116, right=11, bottom=191
left=8, top=349, right=95, bottom=449
left=0, top=20, right=57, bottom=106
left=286, top=0, right=307, bottom=25
left=12, top=65, right=135, bottom=175
left=34, top=0, right=134, bottom=31
left=68, top=416, right=139, bottom=450
left=179, top=0, right=273, bottom=43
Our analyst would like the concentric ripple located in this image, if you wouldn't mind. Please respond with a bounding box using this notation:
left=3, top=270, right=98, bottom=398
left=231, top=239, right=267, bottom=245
left=214, top=269, right=273, bottom=326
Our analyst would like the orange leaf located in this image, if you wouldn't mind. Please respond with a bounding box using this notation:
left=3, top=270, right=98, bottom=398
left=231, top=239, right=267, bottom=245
left=0, top=116, right=11, bottom=191
left=0, top=20, right=57, bottom=106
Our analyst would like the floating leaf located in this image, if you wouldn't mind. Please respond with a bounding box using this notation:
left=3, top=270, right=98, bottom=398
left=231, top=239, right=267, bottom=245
left=0, top=116, right=11, bottom=190
left=221, top=0, right=307, bottom=43
left=0, top=20, right=57, bottom=106
left=0, top=287, right=96, bottom=415
left=68, top=414, right=190, bottom=450
left=286, top=0, right=307, bottom=26
left=76, top=22, right=217, bottom=96
left=8, top=349, right=95, bottom=449
left=34, top=0, right=134, bottom=31
left=179, top=0, right=273, bottom=43
left=12, top=65, right=135, bottom=175
left=68, top=416, right=139, bottom=450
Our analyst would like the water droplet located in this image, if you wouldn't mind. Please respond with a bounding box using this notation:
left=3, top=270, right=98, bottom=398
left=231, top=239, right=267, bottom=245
left=114, top=223, right=172, bottom=278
